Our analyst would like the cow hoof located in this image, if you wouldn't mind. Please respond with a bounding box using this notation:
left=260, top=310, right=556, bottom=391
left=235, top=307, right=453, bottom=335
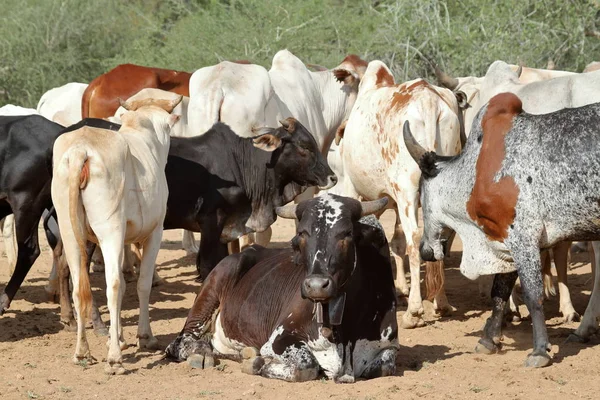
left=187, top=353, right=215, bottom=369
left=61, top=320, right=77, bottom=332
left=524, top=353, right=552, bottom=368
left=563, top=311, right=581, bottom=323
left=241, top=347, right=260, bottom=359
left=335, top=374, right=355, bottom=384
left=151, top=275, right=164, bottom=287
left=241, top=356, right=265, bottom=375
left=434, top=304, right=457, bottom=317
left=0, top=293, right=10, bottom=315
left=105, top=362, right=126, bottom=375
left=475, top=338, right=500, bottom=355
left=138, top=336, right=160, bottom=351
left=565, top=333, right=588, bottom=344
left=400, top=312, right=425, bottom=329
left=72, top=354, right=97, bottom=365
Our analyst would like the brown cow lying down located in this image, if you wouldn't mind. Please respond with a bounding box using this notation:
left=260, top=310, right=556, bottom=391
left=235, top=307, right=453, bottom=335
left=166, top=194, right=398, bottom=383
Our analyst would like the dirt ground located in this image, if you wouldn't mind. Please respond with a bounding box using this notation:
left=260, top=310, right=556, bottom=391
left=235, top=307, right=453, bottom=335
left=1, top=209, right=600, bottom=400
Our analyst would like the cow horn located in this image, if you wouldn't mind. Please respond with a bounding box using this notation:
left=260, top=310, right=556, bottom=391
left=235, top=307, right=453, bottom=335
left=360, top=197, right=389, bottom=217
left=279, top=118, right=296, bottom=133
left=434, top=65, right=459, bottom=90
left=516, top=65, right=523, bottom=78
left=275, top=203, right=298, bottom=219
left=170, top=95, right=184, bottom=111
left=403, top=121, right=428, bottom=163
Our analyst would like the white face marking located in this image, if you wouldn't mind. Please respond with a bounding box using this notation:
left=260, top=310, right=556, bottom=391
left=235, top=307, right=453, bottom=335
left=316, top=193, right=344, bottom=228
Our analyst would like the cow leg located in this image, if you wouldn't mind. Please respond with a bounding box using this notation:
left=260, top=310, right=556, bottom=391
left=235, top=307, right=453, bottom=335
left=95, top=230, right=127, bottom=375
left=258, top=330, right=320, bottom=382
left=0, top=207, right=42, bottom=315
left=136, top=228, right=162, bottom=351
left=512, top=244, right=552, bottom=368
left=52, top=239, right=76, bottom=332
left=1, top=215, right=17, bottom=275
left=569, top=241, right=600, bottom=342
left=59, top=226, right=94, bottom=364
left=475, top=271, right=518, bottom=354
left=196, top=217, right=228, bottom=281
left=360, top=347, right=397, bottom=379
left=182, top=230, right=199, bottom=254
left=397, top=198, right=425, bottom=329
left=389, top=212, right=409, bottom=297
left=553, top=241, right=579, bottom=323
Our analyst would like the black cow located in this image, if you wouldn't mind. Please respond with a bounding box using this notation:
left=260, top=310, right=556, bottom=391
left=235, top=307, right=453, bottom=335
left=0, top=115, right=118, bottom=319
left=163, top=118, right=337, bottom=279
left=166, top=194, right=398, bottom=383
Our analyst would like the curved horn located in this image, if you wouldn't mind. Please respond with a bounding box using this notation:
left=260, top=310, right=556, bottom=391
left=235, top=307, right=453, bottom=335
left=170, top=94, right=184, bottom=110
left=403, top=121, right=428, bottom=163
left=275, top=203, right=298, bottom=219
left=279, top=118, right=296, bottom=133
left=516, top=65, right=523, bottom=78
left=360, top=197, right=389, bottom=217
left=434, top=65, right=459, bottom=90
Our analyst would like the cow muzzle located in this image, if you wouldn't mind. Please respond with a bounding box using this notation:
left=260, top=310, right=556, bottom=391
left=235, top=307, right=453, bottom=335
left=302, top=275, right=336, bottom=302
left=318, top=174, right=338, bottom=190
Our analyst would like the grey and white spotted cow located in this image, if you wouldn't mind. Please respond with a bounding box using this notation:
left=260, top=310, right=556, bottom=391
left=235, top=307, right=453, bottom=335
left=403, top=91, right=600, bottom=368
left=166, top=195, right=398, bottom=382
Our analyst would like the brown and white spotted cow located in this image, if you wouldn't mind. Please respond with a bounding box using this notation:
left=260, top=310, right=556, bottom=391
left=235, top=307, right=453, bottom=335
left=334, top=60, right=464, bottom=329
left=405, top=92, right=600, bottom=367
left=166, top=195, right=398, bottom=383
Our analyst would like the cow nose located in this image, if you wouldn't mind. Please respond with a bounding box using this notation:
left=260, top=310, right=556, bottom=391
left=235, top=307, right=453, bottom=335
left=319, top=174, right=338, bottom=190
left=419, top=241, right=437, bottom=262
left=302, top=275, right=335, bottom=301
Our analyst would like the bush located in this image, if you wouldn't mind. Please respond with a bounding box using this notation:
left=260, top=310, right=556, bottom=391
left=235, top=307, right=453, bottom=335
left=1, top=0, right=598, bottom=108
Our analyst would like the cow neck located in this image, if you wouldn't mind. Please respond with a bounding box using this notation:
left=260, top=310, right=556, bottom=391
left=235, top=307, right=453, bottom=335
left=230, top=136, right=288, bottom=231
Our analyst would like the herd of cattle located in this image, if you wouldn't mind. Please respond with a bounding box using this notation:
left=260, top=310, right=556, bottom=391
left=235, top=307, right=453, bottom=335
left=1, top=50, right=600, bottom=382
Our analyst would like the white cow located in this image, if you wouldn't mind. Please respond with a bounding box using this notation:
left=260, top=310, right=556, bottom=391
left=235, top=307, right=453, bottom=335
left=51, top=94, right=181, bottom=374
left=111, top=88, right=189, bottom=138
left=338, top=60, right=463, bottom=328
left=37, top=82, right=88, bottom=126
left=435, top=64, right=576, bottom=135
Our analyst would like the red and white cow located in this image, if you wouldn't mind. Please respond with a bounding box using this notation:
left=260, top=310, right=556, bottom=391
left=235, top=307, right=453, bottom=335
left=337, top=61, right=463, bottom=328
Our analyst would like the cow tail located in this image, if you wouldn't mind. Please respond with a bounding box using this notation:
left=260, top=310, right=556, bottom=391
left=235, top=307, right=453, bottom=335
left=207, top=88, right=224, bottom=125
left=425, top=260, right=444, bottom=301
left=68, top=149, right=92, bottom=319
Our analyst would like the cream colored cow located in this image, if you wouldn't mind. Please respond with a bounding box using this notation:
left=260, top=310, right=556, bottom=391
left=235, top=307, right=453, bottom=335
left=51, top=94, right=181, bottom=374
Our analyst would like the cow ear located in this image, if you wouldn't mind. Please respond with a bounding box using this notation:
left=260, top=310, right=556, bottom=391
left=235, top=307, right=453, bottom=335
left=253, top=134, right=282, bottom=152
left=333, top=69, right=358, bottom=86
left=454, top=90, right=470, bottom=109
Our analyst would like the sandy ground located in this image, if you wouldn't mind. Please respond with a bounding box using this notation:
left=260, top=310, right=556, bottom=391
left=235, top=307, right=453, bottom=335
left=1, top=209, right=600, bottom=400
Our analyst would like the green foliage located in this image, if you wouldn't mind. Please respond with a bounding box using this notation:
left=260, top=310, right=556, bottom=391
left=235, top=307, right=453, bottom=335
left=1, top=0, right=598, bottom=108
